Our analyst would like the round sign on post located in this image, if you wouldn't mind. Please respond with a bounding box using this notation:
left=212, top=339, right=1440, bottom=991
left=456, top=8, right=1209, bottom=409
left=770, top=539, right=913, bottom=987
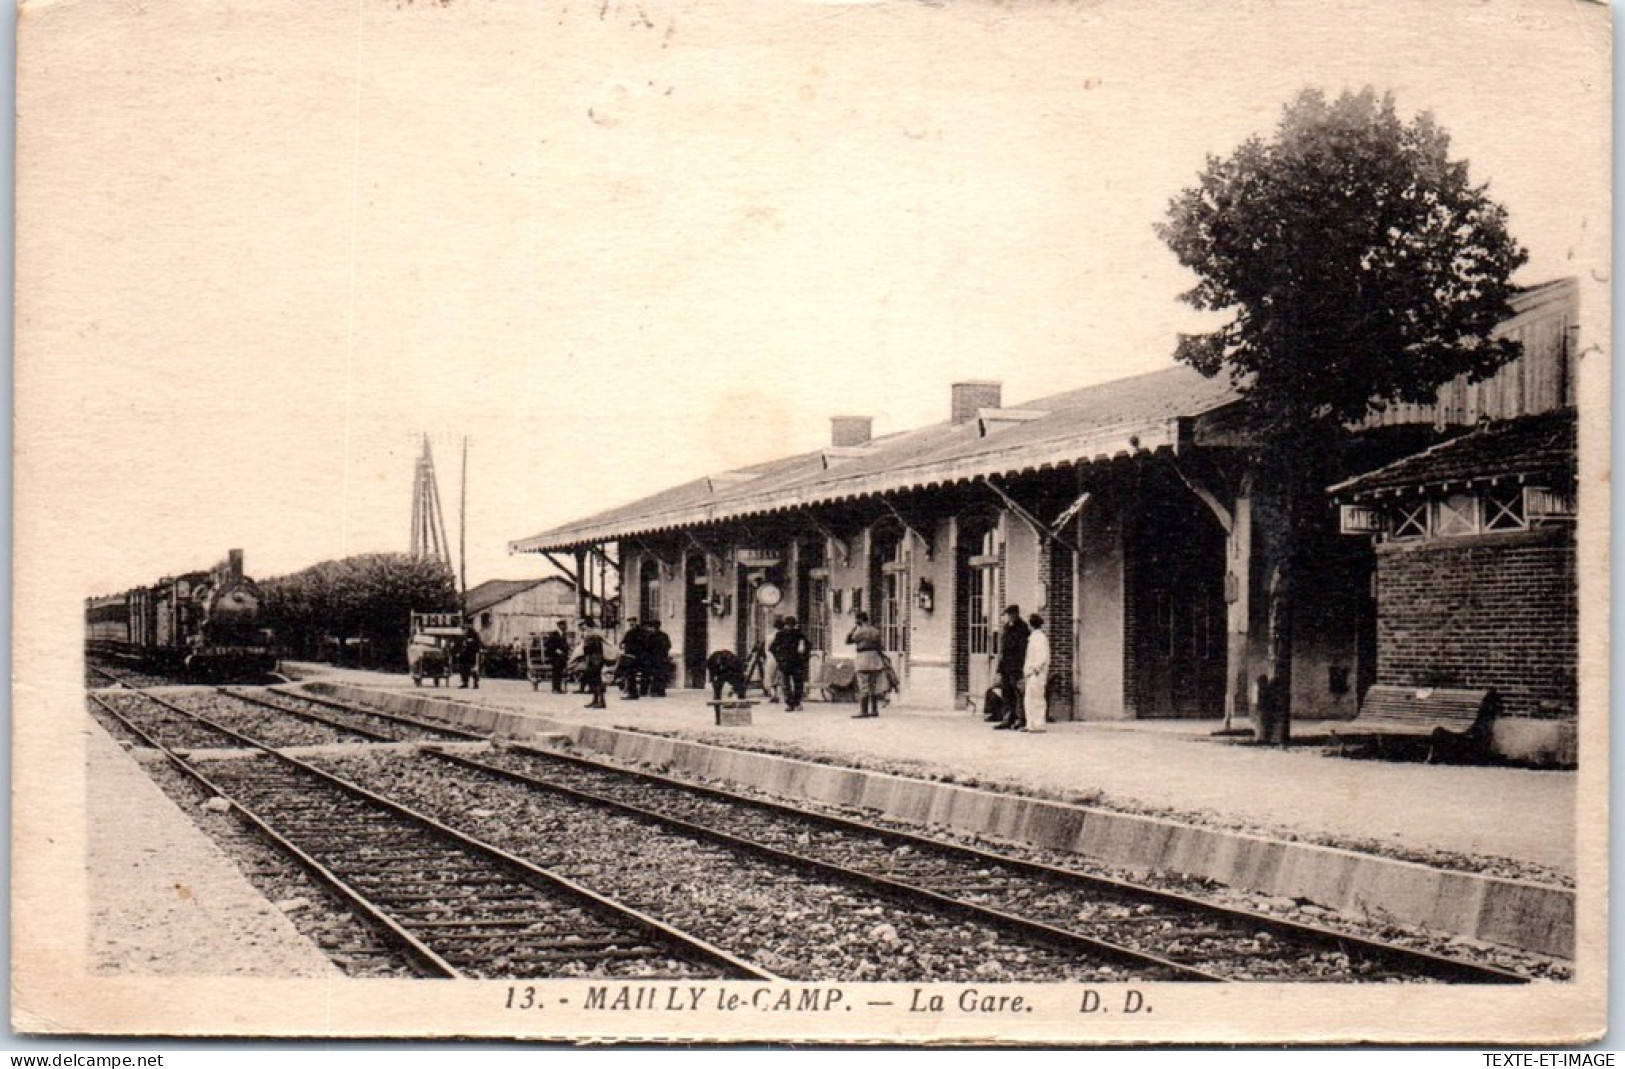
left=755, top=582, right=782, bottom=608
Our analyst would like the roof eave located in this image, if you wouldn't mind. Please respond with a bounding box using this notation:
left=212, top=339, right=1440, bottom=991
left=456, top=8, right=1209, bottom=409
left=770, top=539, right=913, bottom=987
left=510, top=415, right=1189, bottom=553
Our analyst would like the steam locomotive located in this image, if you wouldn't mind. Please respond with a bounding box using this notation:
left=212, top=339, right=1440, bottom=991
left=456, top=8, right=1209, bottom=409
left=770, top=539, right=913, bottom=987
left=85, top=548, right=278, bottom=678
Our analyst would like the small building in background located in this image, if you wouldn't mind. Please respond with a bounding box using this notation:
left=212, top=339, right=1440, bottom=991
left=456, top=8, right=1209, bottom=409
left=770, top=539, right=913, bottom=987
left=465, top=576, right=591, bottom=648
left=1330, top=409, right=1577, bottom=764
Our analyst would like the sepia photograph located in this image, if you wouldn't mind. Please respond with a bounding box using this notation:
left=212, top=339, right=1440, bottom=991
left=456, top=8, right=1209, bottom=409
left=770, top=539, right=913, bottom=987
left=13, top=0, right=1610, bottom=1046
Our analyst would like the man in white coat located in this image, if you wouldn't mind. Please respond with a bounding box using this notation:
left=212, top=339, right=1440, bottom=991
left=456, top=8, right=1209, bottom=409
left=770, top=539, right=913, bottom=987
left=1023, top=613, right=1050, bottom=733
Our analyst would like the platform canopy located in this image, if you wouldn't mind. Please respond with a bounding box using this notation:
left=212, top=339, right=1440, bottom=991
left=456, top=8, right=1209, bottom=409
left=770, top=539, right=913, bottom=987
left=510, top=364, right=1242, bottom=554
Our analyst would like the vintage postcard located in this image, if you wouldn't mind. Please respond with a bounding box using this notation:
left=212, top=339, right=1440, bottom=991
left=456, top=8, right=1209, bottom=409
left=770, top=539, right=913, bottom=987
left=14, top=0, right=1610, bottom=1046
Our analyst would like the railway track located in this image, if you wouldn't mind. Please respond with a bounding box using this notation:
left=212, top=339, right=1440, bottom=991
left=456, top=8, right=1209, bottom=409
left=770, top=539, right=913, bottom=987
left=87, top=690, right=767, bottom=981
left=218, top=687, right=486, bottom=744
left=87, top=684, right=1541, bottom=982
left=233, top=686, right=1540, bottom=982
left=316, top=748, right=1205, bottom=982
left=92, top=689, right=374, bottom=750
left=86, top=662, right=181, bottom=690
left=408, top=742, right=1531, bottom=984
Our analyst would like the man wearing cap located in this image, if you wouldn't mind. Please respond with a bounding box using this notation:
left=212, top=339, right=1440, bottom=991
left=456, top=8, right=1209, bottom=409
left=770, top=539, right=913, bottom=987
left=845, top=611, right=885, bottom=719
left=770, top=615, right=811, bottom=712
left=618, top=617, right=644, bottom=700
left=994, top=605, right=1030, bottom=731
left=542, top=619, right=570, bottom=694
left=580, top=618, right=607, bottom=709
left=644, top=618, right=672, bottom=697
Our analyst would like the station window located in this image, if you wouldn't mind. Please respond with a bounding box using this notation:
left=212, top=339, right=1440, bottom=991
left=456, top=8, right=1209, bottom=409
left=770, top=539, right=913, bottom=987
left=968, top=524, right=1000, bottom=657
left=968, top=569, right=994, bottom=655
left=1483, top=485, right=1528, bottom=531
left=639, top=568, right=660, bottom=623
left=1385, top=484, right=1539, bottom=544
left=1389, top=500, right=1429, bottom=541
left=881, top=571, right=905, bottom=653
left=807, top=576, right=829, bottom=652
left=1432, top=492, right=1480, bottom=537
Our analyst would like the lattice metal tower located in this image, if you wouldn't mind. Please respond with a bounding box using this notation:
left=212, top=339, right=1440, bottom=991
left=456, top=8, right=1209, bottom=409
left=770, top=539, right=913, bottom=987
left=410, top=435, right=452, bottom=565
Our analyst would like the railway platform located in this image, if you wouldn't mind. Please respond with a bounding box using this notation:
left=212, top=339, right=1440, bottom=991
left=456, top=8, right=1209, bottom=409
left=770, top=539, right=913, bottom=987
left=85, top=720, right=340, bottom=978
left=283, top=664, right=1580, bottom=960
left=83, top=665, right=1582, bottom=970
left=284, top=663, right=1577, bottom=881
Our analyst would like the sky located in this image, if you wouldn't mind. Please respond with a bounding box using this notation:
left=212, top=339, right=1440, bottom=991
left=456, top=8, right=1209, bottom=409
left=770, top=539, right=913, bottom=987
left=16, top=0, right=1610, bottom=597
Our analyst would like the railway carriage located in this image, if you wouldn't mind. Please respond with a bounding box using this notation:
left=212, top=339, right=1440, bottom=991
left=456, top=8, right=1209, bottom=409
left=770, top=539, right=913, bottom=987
left=85, top=548, right=278, bottom=678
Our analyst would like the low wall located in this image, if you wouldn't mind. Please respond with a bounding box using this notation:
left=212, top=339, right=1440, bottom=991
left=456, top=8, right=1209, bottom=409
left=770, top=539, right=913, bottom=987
left=1490, top=719, right=1578, bottom=767
left=308, top=681, right=1573, bottom=960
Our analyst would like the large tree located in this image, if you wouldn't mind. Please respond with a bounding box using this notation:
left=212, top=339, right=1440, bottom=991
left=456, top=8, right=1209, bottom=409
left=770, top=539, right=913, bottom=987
left=263, top=553, right=457, bottom=666
left=1156, top=87, right=1527, bottom=742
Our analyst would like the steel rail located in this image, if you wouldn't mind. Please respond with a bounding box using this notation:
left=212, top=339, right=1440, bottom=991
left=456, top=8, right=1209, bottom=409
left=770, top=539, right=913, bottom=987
left=493, top=741, right=1532, bottom=985
left=420, top=747, right=1221, bottom=982
left=94, top=689, right=772, bottom=981
left=263, top=686, right=488, bottom=741
left=215, top=687, right=402, bottom=743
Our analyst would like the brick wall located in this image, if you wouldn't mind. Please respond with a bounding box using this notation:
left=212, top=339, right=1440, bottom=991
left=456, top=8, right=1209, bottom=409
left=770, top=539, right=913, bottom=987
left=1375, top=526, right=1576, bottom=718
left=1038, top=537, right=1076, bottom=718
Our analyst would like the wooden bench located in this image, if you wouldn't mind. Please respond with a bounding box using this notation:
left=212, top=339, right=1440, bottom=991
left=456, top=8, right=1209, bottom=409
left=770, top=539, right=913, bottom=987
left=707, top=699, right=756, bottom=726
left=1333, top=685, right=1499, bottom=761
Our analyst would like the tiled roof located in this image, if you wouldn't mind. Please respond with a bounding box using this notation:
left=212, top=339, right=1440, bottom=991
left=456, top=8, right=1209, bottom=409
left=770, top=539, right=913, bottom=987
left=511, top=364, right=1240, bottom=552
left=1330, top=409, right=1577, bottom=500
left=466, top=576, right=562, bottom=614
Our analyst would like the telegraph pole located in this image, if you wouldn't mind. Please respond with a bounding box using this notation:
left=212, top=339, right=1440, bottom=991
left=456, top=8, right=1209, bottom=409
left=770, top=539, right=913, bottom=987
left=459, top=435, right=469, bottom=618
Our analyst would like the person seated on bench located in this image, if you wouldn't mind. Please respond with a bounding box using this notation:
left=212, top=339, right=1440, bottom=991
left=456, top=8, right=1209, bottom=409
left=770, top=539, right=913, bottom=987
left=706, top=648, right=749, bottom=703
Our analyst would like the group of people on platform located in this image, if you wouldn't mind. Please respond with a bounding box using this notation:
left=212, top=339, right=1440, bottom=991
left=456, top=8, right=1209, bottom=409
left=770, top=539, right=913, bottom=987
left=985, top=604, right=1049, bottom=733
left=525, top=603, right=1050, bottom=729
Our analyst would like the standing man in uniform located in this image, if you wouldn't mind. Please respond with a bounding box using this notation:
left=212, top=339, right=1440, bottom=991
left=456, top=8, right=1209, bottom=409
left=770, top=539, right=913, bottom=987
left=846, top=611, right=885, bottom=719
left=762, top=616, right=784, bottom=703
left=1022, top=613, right=1050, bottom=733
left=542, top=619, right=570, bottom=694
left=994, top=605, right=1030, bottom=730
left=770, top=615, right=810, bottom=712
left=645, top=619, right=672, bottom=697
left=618, top=617, right=646, bottom=700
left=457, top=624, right=483, bottom=690
left=580, top=618, right=607, bottom=709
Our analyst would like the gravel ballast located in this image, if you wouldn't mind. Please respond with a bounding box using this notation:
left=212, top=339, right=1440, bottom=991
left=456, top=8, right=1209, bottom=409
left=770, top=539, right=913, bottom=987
left=311, top=749, right=1178, bottom=982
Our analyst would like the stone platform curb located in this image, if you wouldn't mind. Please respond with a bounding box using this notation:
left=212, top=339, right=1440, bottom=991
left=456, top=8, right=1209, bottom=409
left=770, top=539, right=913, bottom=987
left=308, top=682, right=1574, bottom=960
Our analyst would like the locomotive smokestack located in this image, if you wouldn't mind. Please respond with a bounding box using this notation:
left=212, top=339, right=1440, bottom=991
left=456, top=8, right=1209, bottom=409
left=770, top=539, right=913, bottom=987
left=228, top=549, right=244, bottom=579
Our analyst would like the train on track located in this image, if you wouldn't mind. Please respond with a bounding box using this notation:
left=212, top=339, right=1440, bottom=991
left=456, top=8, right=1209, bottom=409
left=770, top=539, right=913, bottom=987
left=85, top=548, right=279, bottom=679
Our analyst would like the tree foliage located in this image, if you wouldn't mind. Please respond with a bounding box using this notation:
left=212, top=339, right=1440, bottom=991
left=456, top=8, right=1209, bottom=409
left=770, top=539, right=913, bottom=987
left=1156, top=87, right=1527, bottom=436
left=262, top=553, right=458, bottom=666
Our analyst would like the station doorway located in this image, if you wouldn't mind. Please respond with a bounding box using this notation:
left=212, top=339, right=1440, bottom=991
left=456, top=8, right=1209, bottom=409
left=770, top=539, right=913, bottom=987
left=1126, top=482, right=1227, bottom=718
left=683, top=553, right=708, bottom=689
left=954, top=512, right=1002, bottom=706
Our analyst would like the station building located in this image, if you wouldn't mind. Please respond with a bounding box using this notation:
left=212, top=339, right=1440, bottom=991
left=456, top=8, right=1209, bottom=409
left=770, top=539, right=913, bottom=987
left=511, top=280, right=1580, bottom=732
left=1330, top=408, right=1578, bottom=760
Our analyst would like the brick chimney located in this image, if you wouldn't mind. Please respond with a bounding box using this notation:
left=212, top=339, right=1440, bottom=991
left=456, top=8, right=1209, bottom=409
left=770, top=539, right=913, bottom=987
left=227, top=549, right=244, bottom=578
left=830, top=415, right=873, bottom=448
left=951, top=381, right=1002, bottom=424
